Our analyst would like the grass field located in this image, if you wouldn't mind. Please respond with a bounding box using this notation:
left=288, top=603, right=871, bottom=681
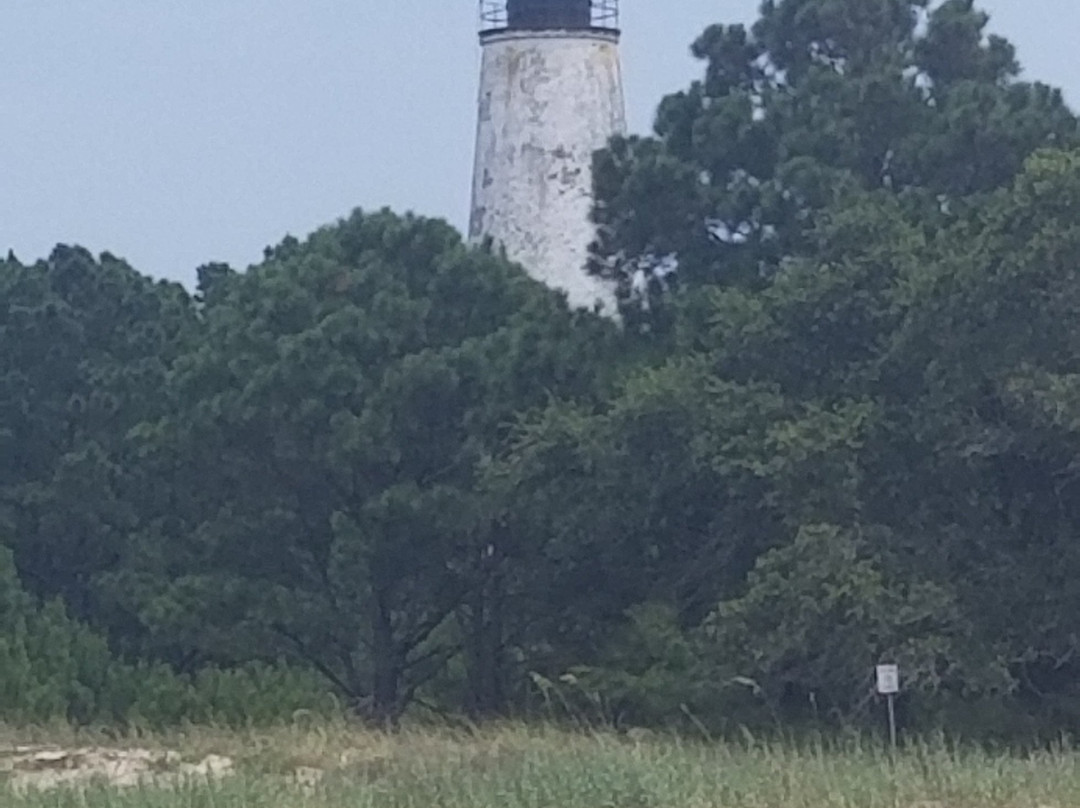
left=1, top=723, right=1077, bottom=807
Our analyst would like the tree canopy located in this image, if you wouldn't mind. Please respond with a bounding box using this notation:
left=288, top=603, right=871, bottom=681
left=590, top=0, right=1077, bottom=328
left=3, top=0, right=1080, bottom=738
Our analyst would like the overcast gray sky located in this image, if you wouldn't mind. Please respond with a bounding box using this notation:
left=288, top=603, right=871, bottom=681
left=1, top=1, right=1073, bottom=288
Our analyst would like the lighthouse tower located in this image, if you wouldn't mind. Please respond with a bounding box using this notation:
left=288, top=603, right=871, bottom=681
left=469, top=0, right=626, bottom=313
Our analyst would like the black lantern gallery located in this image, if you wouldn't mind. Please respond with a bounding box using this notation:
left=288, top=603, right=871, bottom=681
left=479, top=0, right=619, bottom=33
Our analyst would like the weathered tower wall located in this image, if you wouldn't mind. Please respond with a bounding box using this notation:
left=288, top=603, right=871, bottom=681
left=469, top=29, right=625, bottom=313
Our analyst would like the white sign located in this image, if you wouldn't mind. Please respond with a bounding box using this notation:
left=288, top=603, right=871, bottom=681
left=876, top=664, right=900, bottom=695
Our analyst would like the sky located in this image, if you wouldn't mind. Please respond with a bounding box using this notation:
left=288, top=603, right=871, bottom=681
left=2, top=1, right=1075, bottom=289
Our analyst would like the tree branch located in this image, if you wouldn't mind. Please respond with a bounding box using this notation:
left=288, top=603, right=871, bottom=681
left=271, top=621, right=360, bottom=699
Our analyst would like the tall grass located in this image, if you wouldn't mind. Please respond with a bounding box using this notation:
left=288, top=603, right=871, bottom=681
left=3, top=723, right=1079, bottom=807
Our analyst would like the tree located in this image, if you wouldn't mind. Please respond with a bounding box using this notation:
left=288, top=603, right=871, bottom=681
left=870, top=149, right=1080, bottom=719
left=698, top=147, right=1080, bottom=727
left=497, top=146, right=1080, bottom=733
left=702, top=524, right=966, bottom=724
left=590, top=0, right=1077, bottom=322
left=118, top=210, right=617, bottom=723
left=0, top=247, right=194, bottom=628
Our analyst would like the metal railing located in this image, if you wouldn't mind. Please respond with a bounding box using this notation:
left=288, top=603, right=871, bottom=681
left=479, top=0, right=619, bottom=33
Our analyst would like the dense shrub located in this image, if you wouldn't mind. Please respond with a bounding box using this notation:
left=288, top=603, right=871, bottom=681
left=0, top=546, right=335, bottom=727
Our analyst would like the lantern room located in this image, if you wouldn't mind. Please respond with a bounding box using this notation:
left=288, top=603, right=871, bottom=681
left=479, top=0, right=619, bottom=34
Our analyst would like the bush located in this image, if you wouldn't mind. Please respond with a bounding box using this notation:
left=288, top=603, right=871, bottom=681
left=0, top=546, right=337, bottom=727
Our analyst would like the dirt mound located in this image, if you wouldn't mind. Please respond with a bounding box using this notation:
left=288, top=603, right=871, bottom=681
left=0, top=745, right=234, bottom=792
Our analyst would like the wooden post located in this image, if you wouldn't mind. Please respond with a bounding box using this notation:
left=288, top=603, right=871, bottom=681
left=876, top=664, right=900, bottom=752
left=887, top=692, right=897, bottom=752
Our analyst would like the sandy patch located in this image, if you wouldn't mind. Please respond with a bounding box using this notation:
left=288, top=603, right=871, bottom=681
left=0, top=745, right=234, bottom=792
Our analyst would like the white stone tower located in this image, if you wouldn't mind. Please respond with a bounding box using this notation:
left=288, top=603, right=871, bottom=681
left=469, top=0, right=625, bottom=313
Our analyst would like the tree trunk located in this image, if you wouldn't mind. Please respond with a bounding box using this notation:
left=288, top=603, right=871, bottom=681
left=371, top=596, right=403, bottom=728
left=462, top=544, right=508, bottom=719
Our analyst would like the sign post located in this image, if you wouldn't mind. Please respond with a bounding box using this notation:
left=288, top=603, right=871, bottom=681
left=876, top=664, right=900, bottom=751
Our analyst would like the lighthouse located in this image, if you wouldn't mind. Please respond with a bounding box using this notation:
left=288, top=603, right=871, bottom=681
left=469, top=0, right=626, bottom=313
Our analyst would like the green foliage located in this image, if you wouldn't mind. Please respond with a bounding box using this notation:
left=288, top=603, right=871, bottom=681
left=116, top=209, right=618, bottom=723
left=564, top=603, right=722, bottom=729
left=702, top=524, right=970, bottom=722
left=591, top=0, right=1077, bottom=322
left=0, top=544, right=333, bottom=727
left=0, top=246, right=195, bottom=628
left=4, top=0, right=1080, bottom=743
